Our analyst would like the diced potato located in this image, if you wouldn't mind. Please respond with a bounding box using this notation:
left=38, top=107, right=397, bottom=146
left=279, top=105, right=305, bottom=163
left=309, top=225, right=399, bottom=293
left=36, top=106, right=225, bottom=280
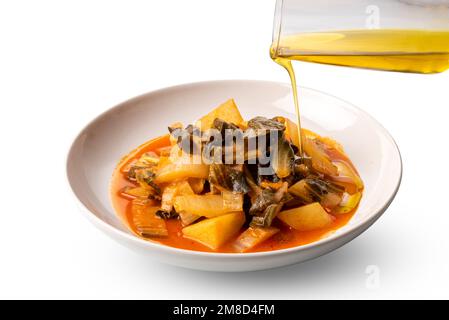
left=195, top=99, right=244, bottom=130
left=174, top=194, right=235, bottom=218
left=233, top=226, right=279, bottom=253
left=132, top=205, right=168, bottom=238
left=182, top=212, right=245, bottom=250
left=155, top=163, right=209, bottom=184
left=278, top=202, right=334, bottom=231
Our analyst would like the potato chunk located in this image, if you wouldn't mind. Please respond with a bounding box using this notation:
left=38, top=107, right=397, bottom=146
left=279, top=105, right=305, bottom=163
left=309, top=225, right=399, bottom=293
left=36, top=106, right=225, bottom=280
left=195, top=99, right=244, bottom=130
left=174, top=194, right=241, bottom=218
left=182, top=212, right=245, bottom=250
left=277, top=202, right=334, bottom=231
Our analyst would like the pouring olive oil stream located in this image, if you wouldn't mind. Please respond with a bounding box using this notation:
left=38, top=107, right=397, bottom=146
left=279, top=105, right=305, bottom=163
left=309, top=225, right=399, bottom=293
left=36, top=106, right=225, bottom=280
left=271, top=29, right=449, bottom=158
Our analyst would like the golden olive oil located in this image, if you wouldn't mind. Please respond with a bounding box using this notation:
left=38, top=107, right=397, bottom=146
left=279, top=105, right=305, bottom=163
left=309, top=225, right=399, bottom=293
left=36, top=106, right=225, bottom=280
left=271, top=29, right=449, bottom=156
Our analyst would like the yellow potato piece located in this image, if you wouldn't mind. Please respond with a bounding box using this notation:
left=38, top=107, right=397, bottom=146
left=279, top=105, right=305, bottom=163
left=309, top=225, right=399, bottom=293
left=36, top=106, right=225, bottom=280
left=174, top=194, right=234, bottom=218
left=278, top=202, right=334, bottom=231
left=195, top=99, right=244, bottom=130
left=182, top=212, right=245, bottom=250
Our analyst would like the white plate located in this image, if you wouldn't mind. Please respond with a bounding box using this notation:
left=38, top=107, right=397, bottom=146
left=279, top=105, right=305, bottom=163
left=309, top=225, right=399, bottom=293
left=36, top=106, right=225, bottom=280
left=66, top=80, right=402, bottom=272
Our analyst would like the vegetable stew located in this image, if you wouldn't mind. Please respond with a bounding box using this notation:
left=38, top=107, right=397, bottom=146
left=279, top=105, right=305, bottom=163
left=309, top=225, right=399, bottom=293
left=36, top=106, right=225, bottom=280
left=111, top=99, right=363, bottom=253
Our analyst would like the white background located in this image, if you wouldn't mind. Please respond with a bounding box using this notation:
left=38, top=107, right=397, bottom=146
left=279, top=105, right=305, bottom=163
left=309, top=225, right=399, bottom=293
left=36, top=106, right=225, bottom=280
left=1, top=0, right=448, bottom=299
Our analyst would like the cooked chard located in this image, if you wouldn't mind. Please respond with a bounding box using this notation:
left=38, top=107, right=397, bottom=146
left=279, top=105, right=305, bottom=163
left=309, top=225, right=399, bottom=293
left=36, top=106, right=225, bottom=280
left=138, top=152, right=160, bottom=166
left=155, top=209, right=177, bottom=219
left=135, top=168, right=161, bottom=194
left=120, top=186, right=152, bottom=199
left=234, top=226, right=280, bottom=252
left=294, top=162, right=310, bottom=178
left=157, top=181, right=195, bottom=220
left=168, top=122, right=183, bottom=145
left=208, top=164, right=249, bottom=193
left=249, top=182, right=288, bottom=214
left=249, top=189, right=277, bottom=215
left=273, top=116, right=300, bottom=148
left=249, top=182, right=289, bottom=227
left=131, top=197, right=155, bottom=207
left=335, top=192, right=362, bottom=214
left=272, top=135, right=295, bottom=178
left=250, top=203, right=283, bottom=228
left=247, top=116, right=285, bottom=131
left=132, top=205, right=168, bottom=238
left=289, top=177, right=344, bottom=209
left=179, top=211, right=201, bottom=226
left=303, top=137, right=338, bottom=176
left=126, top=165, right=146, bottom=182
left=288, top=180, right=313, bottom=203
left=329, top=160, right=364, bottom=194
left=212, top=118, right=239, bottom=134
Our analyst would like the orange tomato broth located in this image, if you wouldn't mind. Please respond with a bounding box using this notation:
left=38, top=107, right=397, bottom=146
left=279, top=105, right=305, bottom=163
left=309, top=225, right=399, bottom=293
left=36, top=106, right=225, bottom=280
left=111, top=133, right=359, bottom=253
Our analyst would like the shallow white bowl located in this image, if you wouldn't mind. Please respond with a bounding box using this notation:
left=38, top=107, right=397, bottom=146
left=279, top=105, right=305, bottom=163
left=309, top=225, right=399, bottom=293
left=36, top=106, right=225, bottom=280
left=67, top=80, right=402, bottom=272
